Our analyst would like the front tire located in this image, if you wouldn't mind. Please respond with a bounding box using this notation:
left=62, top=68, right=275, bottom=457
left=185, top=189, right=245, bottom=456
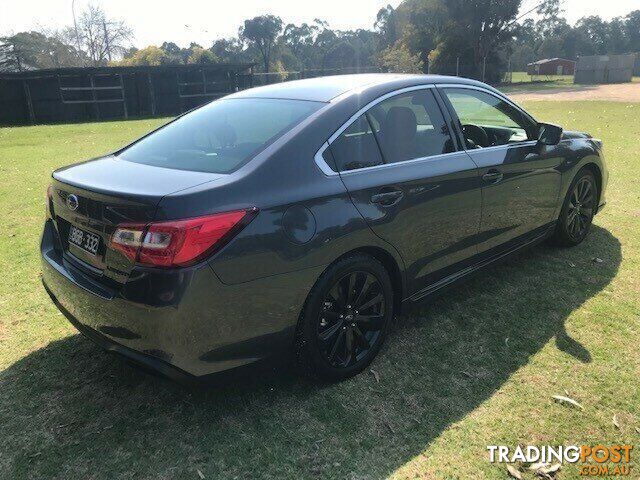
left=551, top=169, right=598, bottom=247
left=294, top=254, right=394, bottom=381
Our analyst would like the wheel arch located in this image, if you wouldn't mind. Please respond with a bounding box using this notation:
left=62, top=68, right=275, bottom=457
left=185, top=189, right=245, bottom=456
left=334, top=246, right=405, bottom=315
left=581, top=162, right=603, bottom=211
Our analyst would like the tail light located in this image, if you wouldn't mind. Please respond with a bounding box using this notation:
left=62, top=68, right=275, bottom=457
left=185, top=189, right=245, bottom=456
left=110, top=208, right=257, bottom=267
left=45, top=185, right=54, bottom=218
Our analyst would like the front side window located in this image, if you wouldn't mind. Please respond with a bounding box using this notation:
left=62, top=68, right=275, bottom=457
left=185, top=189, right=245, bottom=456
left=118, top=98, right=322, bottom=174
left=443, top=88, right=537, bottom=149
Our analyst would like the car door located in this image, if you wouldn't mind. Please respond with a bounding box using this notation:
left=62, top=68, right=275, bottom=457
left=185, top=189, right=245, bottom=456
left=439, top=86, right=562, bottom=254
left=320, top=86, right=482, bottom=296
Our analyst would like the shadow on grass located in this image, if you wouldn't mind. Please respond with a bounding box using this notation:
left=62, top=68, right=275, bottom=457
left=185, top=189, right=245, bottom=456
left=0, top=226, right=621, bottom=479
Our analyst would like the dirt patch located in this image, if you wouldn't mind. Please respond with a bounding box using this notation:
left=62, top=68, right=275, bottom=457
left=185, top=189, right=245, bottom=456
left=509, top=82, right=640, bottom=102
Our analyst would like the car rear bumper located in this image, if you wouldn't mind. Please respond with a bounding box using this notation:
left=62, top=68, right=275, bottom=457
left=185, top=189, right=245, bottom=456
left=42, top=281, right=196, bottom=382
left=41, top=220, right=323, bottom=380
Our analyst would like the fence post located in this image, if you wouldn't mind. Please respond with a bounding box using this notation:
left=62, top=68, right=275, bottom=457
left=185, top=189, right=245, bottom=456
left=22, top=80, right=35, bottom=124
left=147, top=72, right=156, bottom=116
left=456, top=57, right=460, bottom=76
left=120, top=74, right=128, bottom=119
left=482, top=56, right=487, bottom=82
left=90, top=74, right=100, bottom=121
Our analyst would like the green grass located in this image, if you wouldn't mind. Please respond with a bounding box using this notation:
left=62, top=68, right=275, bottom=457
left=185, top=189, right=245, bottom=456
left=507, top=71, right=575, bottom=85
left=0, top=102, right=639, bottom=479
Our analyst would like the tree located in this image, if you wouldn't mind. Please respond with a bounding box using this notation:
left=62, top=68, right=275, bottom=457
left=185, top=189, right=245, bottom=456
left=187, top=47, right=219, bottom=64
left=281, top=23, right=318, bottom=69
left=116, top=46, right=170, bottom=66
left=625, top=10, right=640, bottom=52
left=375, top=5, right=399, bottom=49
left=160, top=42, right=189, bottom=64
left=378, top=42, right=423, bottom=73
left=391, top=0, right=561, bottom=81
left=396, top=0, right=448, bottom=70
left=210, top=38, right=244, bottom=63
left=0, top=31, right=84, bottom=71
left=240, top=15, right=283, bottom=72
left=441, top=0, right=522, bottom=80
left=70, top=4, right=133, bottom=66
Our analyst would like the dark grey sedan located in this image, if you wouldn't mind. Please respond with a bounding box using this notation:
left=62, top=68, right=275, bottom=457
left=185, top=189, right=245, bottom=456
left=41, top=74, right=608, bottom=382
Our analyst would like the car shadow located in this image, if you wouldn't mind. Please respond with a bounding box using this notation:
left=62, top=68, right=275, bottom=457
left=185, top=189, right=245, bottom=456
left=0, top=225, right=621, bottom=479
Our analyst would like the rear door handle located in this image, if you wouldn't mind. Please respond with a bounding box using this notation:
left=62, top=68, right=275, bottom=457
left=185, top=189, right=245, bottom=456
left=371, top=190, right=404, bottom=205
left=482, top=170, right=504, bottom=183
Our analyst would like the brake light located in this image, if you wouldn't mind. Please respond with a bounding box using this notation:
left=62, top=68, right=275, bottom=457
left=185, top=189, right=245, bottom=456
left=45, top=185, right=54, bottom=217
left=110, top=208, right=257, bottom=267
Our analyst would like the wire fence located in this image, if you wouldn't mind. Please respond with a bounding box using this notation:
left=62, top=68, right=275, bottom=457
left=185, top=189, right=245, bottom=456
left=251, top=62, right=575, bottom=88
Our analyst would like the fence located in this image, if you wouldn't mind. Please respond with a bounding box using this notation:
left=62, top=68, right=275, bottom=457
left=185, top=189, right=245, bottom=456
left=0, top=64, right=254, bottom=126
left=252, top=66, right=383, bottom=87
left=0, top=61, right=574, bottom=126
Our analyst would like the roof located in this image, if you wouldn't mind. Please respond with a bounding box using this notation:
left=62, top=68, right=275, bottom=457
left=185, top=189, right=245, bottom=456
left=0, top=63, right=255, bottom=80
left=527, top=58, right=576, bottom=66
left=227, top=73, right=489, bottom=103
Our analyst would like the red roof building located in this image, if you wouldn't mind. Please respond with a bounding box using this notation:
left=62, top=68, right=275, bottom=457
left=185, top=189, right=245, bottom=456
left=527, top=58, right=576, bottom=76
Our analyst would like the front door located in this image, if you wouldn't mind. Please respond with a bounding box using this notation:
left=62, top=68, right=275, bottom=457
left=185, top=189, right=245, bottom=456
left=327, top=88, right=482, bottom=295
left=439, top=86, right=562, bottom=254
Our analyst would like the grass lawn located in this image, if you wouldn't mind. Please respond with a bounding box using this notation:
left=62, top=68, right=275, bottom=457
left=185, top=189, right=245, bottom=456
left=0, top=101, right=639, bottom=480
left=507, top=71, right=575, bottom=85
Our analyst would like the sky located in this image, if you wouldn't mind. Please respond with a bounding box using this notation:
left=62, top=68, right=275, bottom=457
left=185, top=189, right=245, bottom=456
left=0, top=0, right=638, bottom=49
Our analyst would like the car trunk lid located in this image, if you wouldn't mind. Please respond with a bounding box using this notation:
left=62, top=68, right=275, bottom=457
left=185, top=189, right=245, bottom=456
left=50, top=156, right=223, bottom=283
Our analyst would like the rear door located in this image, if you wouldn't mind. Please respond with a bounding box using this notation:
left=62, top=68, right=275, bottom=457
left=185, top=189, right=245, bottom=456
left=324, top=87, right=482, bottom=296
left=439, top=86, right=562, bottom=253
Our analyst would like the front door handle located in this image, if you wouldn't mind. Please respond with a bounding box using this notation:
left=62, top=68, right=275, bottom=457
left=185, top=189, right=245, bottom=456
left=482, top=170, right=504, bottom=183
left=371, top=190, right=404, bottom=205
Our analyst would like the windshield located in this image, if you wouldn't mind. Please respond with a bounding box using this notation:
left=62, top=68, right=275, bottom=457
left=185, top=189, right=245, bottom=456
left=118, top=98, right=323, bottom=174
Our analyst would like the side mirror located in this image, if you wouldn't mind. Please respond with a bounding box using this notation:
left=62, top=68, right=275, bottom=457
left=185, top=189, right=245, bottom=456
left=537, top=123, right=563, bottom=146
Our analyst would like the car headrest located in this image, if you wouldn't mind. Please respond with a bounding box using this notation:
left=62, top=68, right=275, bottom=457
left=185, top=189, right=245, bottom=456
left=382, top=106, right=418, bottom=145
left=213, top=122, right=237, bottom=147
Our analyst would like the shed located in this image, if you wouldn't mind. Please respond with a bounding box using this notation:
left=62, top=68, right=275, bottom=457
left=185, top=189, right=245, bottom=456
left=634, top=53, right=640, bottom=77
left=0, top=63, right=254, bottom=126
left=574, top=54, right=635, bottom=84
left=526, top=58, right=576, bottom=76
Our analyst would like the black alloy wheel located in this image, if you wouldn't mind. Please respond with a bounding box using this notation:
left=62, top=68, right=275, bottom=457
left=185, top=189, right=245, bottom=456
left=551, top=169, right=598, bottom=247
left=566, top=176, right=595, bottom=241
left=295, top=254, right=394, bottom=381
left=318, top=271, right=385, bottom=368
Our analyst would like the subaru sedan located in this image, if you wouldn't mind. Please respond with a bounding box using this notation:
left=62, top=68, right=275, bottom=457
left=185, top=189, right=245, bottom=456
left=41, top=74, right=607, bottom=382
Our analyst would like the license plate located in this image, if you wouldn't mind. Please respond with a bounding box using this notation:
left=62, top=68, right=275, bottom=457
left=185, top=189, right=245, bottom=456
left=68, top=225, right=101, bottom=256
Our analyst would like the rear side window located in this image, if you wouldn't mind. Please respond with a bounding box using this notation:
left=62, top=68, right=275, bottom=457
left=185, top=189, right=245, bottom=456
left=367, top=89, right=455, bottom=164
left=118, top=98, right=322, bottom=174
left=329, top=114, right=384, bottom=172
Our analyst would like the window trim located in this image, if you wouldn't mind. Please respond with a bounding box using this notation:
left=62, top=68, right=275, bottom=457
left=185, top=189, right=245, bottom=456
left=315, top=84, right=462, bottom=176
left=436, top=84, right=540, bottom=150
left=314, top=83, right=541, bottom=176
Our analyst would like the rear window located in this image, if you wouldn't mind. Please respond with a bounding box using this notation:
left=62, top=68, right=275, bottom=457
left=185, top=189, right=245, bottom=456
left=118, top=98, right=322, bottom=173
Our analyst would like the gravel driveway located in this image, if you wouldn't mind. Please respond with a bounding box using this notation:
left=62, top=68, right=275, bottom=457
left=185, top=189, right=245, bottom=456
left=507, top=82, right=640, bottom=102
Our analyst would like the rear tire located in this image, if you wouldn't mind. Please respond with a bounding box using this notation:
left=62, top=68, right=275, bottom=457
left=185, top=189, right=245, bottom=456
left=294, top=254, right=394, bottom=381
left=550, top=169, right=598, bottom=247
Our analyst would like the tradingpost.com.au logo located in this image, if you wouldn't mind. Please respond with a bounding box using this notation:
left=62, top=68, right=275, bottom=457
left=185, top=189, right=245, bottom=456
left=488, top=444, right=634, bottom=477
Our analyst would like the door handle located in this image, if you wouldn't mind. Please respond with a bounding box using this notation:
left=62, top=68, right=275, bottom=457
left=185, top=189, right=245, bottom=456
left=482, top=170, right=504, bottom=183
left=371, top=190, right=404, bottom=205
